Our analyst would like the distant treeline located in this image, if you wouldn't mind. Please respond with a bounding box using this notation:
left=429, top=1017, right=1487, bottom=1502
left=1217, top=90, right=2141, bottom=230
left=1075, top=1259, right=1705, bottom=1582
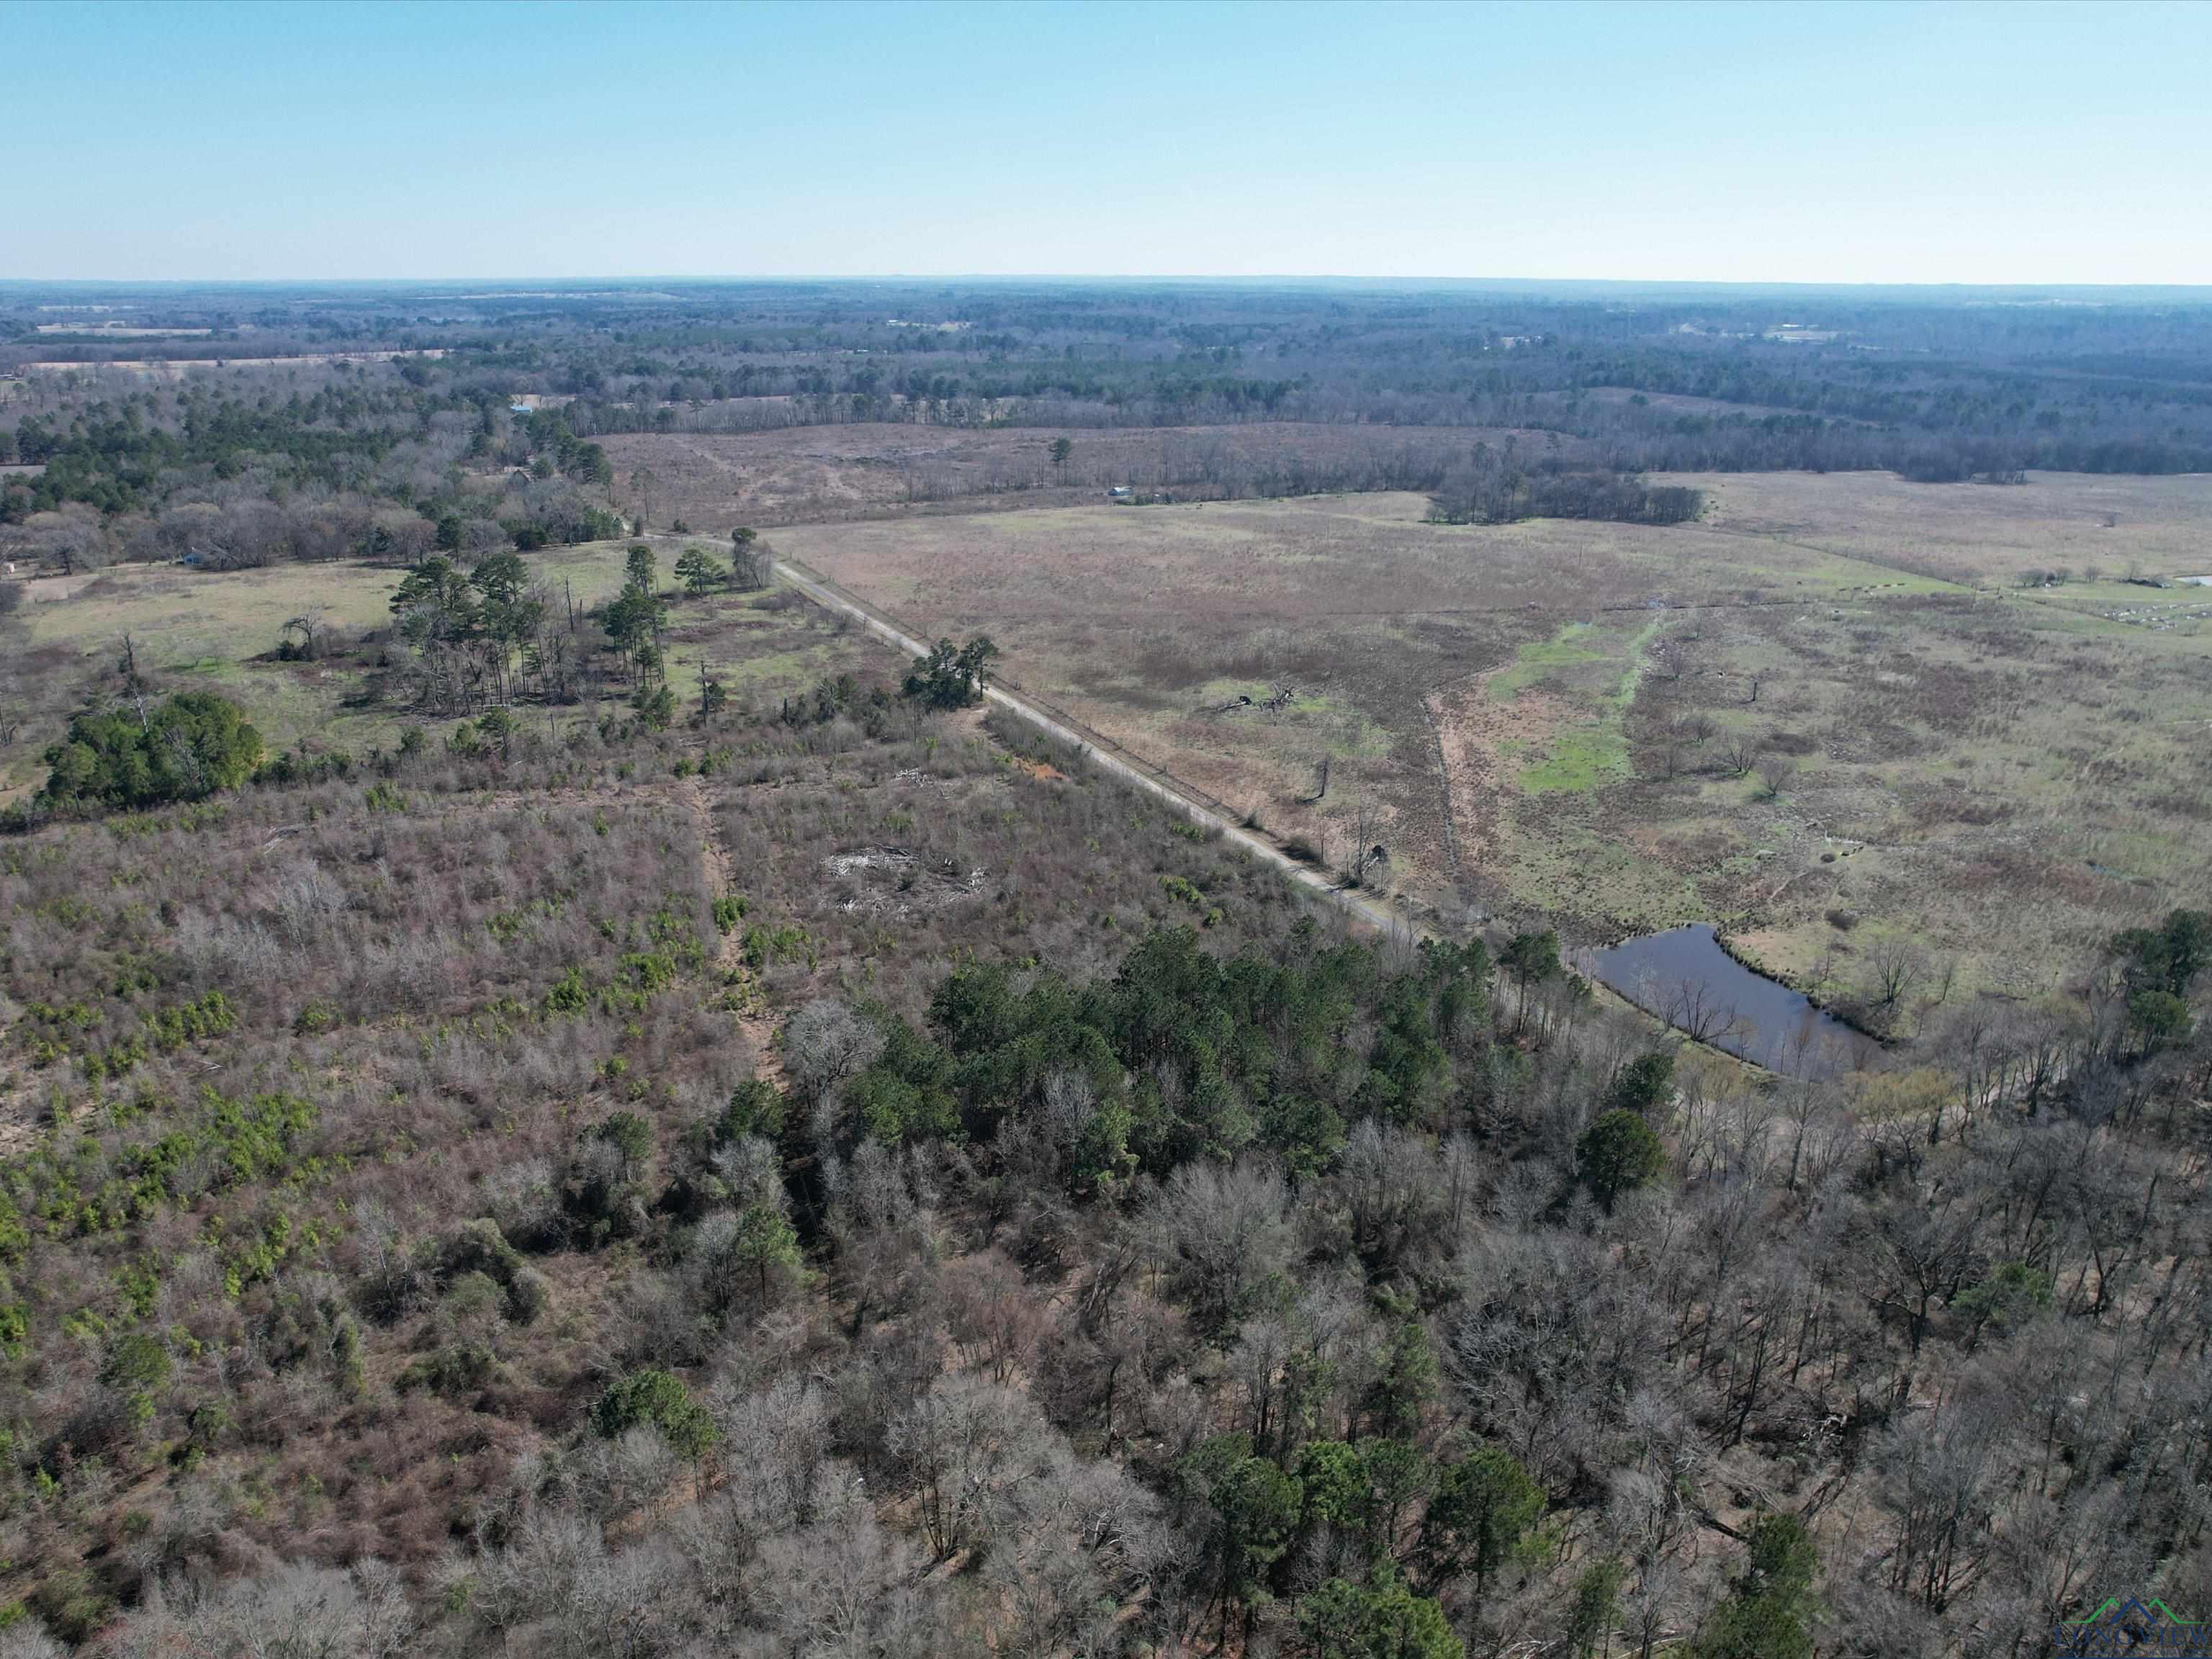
left=1428, top=450, right=1704, bottom=527
left=9, top=281, right=2212, bottom=557
left=0, top=385, right=624, bottom=570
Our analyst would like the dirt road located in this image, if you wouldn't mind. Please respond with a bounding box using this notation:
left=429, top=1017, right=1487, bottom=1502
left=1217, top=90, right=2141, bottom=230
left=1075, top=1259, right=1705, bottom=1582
left=770, top=557, right=1416, bottom=940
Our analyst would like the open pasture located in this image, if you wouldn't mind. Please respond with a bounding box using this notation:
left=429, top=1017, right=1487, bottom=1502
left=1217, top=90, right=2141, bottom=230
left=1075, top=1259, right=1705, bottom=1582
left=595, top=420, right=1545, bottom=528
left=781, top=474, right=2212, bottom=1013
left=1673, top=468, right=2212, bottom=585
left=0, top=537, right=852, bottom=803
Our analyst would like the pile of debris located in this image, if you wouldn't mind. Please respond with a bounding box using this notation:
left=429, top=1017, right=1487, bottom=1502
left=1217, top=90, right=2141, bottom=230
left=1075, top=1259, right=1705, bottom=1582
left=1211, top=685, right=1300, bottom=715
left=823, top=848, right=986, bottom=916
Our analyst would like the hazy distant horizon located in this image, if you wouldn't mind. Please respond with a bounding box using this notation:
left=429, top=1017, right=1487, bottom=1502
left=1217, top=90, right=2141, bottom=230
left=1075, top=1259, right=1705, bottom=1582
left=8, top=276, right=2212, bottom=302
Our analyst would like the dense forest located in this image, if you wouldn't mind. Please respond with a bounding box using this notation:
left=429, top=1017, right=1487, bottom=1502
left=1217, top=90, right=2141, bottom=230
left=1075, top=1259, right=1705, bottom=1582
left=7, top=280, right=2212, bottom=572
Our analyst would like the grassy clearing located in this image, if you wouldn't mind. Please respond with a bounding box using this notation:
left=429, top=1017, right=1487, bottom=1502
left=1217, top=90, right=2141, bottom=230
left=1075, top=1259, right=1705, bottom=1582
left=4, top=561, right=405, bottom=799
left=19, top=560, right=399, bottom=662
left=1505, top=616, right=1665, bottom=794
left=0, top=536, right=853, bottom=804
left=1488, top=623, right=1609, bottom=701
left=1665, top=468, right=2212, bottom=587
left=783, top=477, right=2212, bottom=1004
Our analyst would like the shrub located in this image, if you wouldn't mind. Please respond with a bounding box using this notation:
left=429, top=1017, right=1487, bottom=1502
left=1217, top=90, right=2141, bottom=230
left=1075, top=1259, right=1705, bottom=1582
left=590, top=1368, right=717, bottom=1459
left=544, top=966, right=590, bottom=1015
left=295, top=998, right=343, bottom=1035
left=503, top=1267, right=549, bottom=1326
left=721, top=1078, right=786, bottom=1143
left=395, top=1343, right=499, bottom=1398
left=742, top=922, right=809, bottom=971
left=102, top=1329, right=171, bottom=1393
left=147, top=990, right=236, bottom=1051
left=27, top=1570, right=112, bottom=1646
left=618, top=951, right=679, bottom=995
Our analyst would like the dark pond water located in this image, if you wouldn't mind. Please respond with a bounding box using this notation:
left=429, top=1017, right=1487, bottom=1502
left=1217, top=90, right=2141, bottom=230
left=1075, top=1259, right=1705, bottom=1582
left=1583, top=923, right=1883, bottom=1079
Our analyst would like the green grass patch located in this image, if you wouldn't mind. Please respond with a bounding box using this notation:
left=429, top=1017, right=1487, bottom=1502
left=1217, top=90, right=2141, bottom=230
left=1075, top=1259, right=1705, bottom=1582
left=1488, top=622, right=1608, bottom=701
left=1510, top=617, right=1664, bottom=794
left=1520, top=724, right=1628, bottom=793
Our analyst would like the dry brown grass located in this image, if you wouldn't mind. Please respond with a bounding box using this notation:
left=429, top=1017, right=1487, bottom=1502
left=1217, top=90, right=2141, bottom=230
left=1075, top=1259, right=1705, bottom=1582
left=596, top=421, right=1539, bottom=530
left=775, top=491, right=1943, bottom=901
left=778, top=475, right=2212, bottom=1005
left=1671, top=468, right=2212, bottom=585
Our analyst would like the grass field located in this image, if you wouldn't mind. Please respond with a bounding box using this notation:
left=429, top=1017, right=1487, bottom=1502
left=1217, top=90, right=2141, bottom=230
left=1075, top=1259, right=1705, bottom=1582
left=780, top=473, right=2212, bottom=1017
left=1672, top=468, right=2212, bottom=585
left=11, top=470, right=2206, bottom=1020
left=596, top=420, right=1545, bottom=529
left=0, top=536, right=856, bottom=803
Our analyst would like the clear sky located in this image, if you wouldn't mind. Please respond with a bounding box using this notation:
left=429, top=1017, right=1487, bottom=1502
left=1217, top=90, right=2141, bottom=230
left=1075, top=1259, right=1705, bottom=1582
left=4, top=0, right=2206, bottom=285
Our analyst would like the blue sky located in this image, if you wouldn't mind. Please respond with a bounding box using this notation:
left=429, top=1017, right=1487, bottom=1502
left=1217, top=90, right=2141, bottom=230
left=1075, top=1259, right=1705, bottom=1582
left=4, top=0, right=2206, bottom=284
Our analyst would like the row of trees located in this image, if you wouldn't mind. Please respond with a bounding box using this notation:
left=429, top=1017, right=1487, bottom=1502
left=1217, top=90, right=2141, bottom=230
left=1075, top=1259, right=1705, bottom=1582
left=18, top=284, right=2212, bottom=561
left=1428, top=447, right=1704, bottom=527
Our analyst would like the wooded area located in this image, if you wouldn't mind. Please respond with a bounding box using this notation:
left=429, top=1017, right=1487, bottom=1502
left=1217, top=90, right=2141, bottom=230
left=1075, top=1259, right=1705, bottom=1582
left=9, top=281, right=2212, bottom=572
left=5, top=279, right=2212, bottom=1658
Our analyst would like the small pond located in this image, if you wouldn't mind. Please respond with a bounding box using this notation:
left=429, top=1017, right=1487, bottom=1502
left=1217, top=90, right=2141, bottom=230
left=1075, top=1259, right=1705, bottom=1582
left=1583, top=923, right=1883, bottom=1079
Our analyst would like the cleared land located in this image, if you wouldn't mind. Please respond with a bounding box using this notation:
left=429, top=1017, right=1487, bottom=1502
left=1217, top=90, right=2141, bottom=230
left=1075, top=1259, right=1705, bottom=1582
left=780, top=472, right=2212, bottom=1015
left=0, top=537, right=846, bottom=803
left=1678, top=468, right=2212, bottom=584
left=595, top=420, right=1545, bottom=527
left=13, top=469, right=2207, bottom=1020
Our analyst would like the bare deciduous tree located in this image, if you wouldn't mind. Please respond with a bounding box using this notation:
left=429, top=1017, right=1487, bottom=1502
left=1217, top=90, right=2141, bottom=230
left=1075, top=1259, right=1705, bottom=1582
left=1869, top=942, right=1927, bottom=1018
left=785, top=998, right=884, bottom=1104
left=1149, top=1161, right=1296, bottom=1335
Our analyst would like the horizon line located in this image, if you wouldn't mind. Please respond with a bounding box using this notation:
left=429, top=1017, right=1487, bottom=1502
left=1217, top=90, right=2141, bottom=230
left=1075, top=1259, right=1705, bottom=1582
left=7, top=274, right=2212, bottom=296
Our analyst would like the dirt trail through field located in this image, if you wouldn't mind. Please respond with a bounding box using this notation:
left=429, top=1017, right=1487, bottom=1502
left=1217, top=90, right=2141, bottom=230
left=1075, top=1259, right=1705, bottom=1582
left=1424, top=676, right=1566, bottom=875
left=675, top=770, right=783, bottom=1082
